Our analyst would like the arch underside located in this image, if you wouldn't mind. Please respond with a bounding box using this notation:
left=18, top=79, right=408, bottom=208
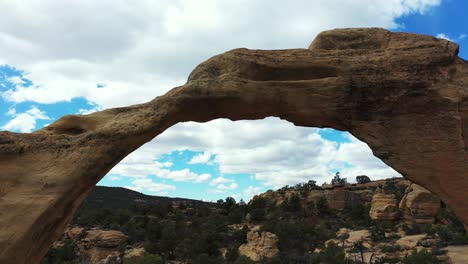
left=0, top=28, right=467, bottom=263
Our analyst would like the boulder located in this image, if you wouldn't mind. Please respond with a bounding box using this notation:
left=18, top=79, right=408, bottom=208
left=399, top=184, right=440, bottom=224
left=67, top=227, right=86, bottom=240
left=123, top=247, right=146, bottom=262
left=395, top=234, right=427, bottom=250
left=322, top=186, right=362, bottom=210
left=346, top=230, right=373, bottom=248
left=79, top=230, right=128, bottom=264
left=238, top=228, right=279, bottom=261
left=84, top=230, right=128, bottom=248
left=369, top=193, right=399, bottom=221
left=336, top=228, right=351, bottom=238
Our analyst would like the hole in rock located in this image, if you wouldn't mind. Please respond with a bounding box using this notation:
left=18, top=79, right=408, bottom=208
left=59, top=118, right=464, bottom=263
left=97, top=117, right=401, bottom=201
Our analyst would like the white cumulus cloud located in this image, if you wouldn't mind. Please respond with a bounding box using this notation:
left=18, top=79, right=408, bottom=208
left=0, top=0, right=441, bottom=109
left=2, top=106, right=49, bottom=132
left=126, top=178, right=176, bottom=194
left=0, top=0, right=438, bottom=197
left=210, top=177, right=234, bottom=186
left=188, top=151, right=212, bottom=164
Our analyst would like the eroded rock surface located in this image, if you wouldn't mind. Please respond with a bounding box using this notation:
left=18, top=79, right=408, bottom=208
left=238, top=227, right=280, bottom=261
left=1, top=28, right=468, bottom=263
left=395, top=234, right=427, bottom=250
left=80, top=230, right=128, bottom=264
left=399, top=183, right=441, bottom=224
left=370, top=193, right=399, bottom=221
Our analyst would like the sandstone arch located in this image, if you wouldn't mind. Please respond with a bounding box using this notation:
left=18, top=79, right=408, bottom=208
left=0, top=28, right=467, bottom=263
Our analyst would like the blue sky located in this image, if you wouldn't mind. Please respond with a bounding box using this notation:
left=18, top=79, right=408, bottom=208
left=1, top=0, right=466, bottom=201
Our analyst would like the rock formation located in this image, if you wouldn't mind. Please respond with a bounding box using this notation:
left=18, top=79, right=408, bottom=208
left=399, top=183, right=441, bottom=224
left=79, top=230, right=128, bottom=264
left=0, top=28, right=467, bottom=263
left=123, top=247, right=146, bottom=263
left=395, top=234, right=427, bottom=250
left=370, top=193, right=399, bottom=221
left=324, top=187, right=354, bottom=210
left=238, top=227, right=279, bottom=261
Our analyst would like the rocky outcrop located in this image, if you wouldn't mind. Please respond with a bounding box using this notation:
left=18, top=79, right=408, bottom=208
left=67, top=227, right=86, bottom=240
left=1, top=28, right=468, bottom=263
left=395, top=234, right=427, bottom=250
left=370, top=193, right=399, bottom=221
left=324, top=187, right=357, bottom=210
left=79, top=230, right=128, bottom=264
left=123, top=247, right=146, bottom=262
left=399, top=184, right=441, bottom=224
left=238, top=227, right=279, bottom=261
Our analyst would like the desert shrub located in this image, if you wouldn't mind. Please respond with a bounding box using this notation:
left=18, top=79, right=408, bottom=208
left=402, top=249, right=438, bottom=264
left=436, top=208, right=468, bottom=245
left=344, top=199, right=372, bottom=227
left=402, top=224, right=422, bottom=235
left=233, top=256, right=256, bottom=264
left=420, top=223, right=437, bottom=236
left=315, top=196, right=330, bottom=216
left=437, top=225, right=468, bottom=245
left=370, top=224, right=386, bottom=241
left=192, top=253, right=224, bottom=264
left=309, top=241, right=347, bottom=264
left=356, top=175, right=371, bottom=184
left=373, top=256, right=400, bottom=264
left=380, top=244, right=399, bottom=253
left=382, top=178, right=406, bottom=200
left=280, top=193, right=302, bottom=213
left=40, top=239, right=78, bottom=264
left=331, top=172, right=347, bottom=185
left=125, top=254, right=164, bottom=264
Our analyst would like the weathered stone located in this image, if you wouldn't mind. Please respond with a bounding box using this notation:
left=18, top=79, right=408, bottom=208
left=79, top=230, right=127, bottom=264
left=238, top=227, right=279, bottom=261
left=395, top=234, right=427, bottom=250
left=67, top=227, right=86, bottom=240
left=84, top=230, right=127, bottom=249
left=399, top=184, right=441, bottom=224
left=123, top=247, right=146, bottom=262
left=1, top=28, right=468, bottom=263
left=369, top=193, right=399, bottom=221
left=324, top=187, right=358, bottom=210
left=345, top=230, right=373, bottom=248
left=336, top=228, right=351, bottom=238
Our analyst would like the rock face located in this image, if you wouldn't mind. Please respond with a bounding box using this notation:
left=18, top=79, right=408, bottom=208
left=1, top=28, right=468, bottom=263
left=370, top=193, right=399, bottom=221
left=395, top=234, right=427, bottom=250
left=79, top=230, right=128, bottom=264
left=123, top=247, right=146, bottom=262
left=399, top=184, right=441, bottom=224
left=238, top=227, right=279, bottom=261
left=67, top=227, right=86, bottom=240
left=324, top=187, right=356, bottom=210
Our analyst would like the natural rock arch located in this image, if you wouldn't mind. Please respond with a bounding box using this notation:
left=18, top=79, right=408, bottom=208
left=0, top=28, right=467, bottom=263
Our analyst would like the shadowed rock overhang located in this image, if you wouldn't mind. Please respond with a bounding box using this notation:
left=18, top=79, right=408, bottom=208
left=0, top=28, right=467, bottom=263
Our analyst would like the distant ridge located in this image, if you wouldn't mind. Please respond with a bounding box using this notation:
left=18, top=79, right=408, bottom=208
left=78, top=186, right=213, bottom=210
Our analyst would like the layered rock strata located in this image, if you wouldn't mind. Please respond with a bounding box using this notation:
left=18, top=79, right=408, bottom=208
left=238, top=227, right=280, bottom=261
left=370, top=193, right=399, bottom=221
left=399, top=184, right=441, bottom=224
